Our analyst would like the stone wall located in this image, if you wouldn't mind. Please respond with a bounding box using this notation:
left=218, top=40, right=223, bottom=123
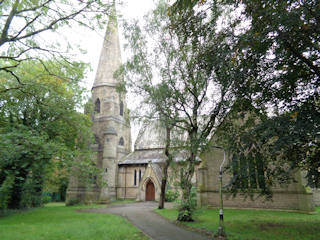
left=117, top=165, right=147, bottom=199
left=198, top=191, right=314, bottom=211
left=313, top=189, right=320, bottom=206
left=198, top=146, right=315, bottom=212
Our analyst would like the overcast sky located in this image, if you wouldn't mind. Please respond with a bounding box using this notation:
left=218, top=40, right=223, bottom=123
left=72, top=0, right=156, bottom=92
left=69, top=0, right=157, bottom=145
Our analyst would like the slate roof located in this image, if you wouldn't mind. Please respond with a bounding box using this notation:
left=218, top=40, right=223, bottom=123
left=119, top=120, right=200, bottom=166
left=118, top=149, right=165, bottom=165
left=118, top=148, right=200, bottom=165
left=134, top=121, right=188, bottom=150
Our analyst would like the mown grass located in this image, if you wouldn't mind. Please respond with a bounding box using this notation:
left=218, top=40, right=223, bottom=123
left=155, top=206, right=320, bottom=240
left=0, top=202, right=149, bottom=240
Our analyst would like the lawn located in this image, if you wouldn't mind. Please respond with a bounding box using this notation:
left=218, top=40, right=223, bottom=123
left=155, top=206, right=320, bottom=240
left=0, top=202, right=149, bottom=240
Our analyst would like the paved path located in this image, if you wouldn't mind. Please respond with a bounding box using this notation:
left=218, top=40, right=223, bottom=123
left=83, top=202, right=210, bottom=240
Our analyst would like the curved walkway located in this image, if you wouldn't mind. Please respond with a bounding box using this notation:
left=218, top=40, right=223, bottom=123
left=84, top=202, right=210, bottom=240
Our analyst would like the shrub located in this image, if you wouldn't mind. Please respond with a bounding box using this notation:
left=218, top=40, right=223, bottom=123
left=177, top=186, right=197, bottom=222
left=42, top=195, right=52, bottom=204
left=165, top=189, right=179, bottom=202
left=0, top=175, right=15, bottom=211
left=20, top=176, right=42, bottom=208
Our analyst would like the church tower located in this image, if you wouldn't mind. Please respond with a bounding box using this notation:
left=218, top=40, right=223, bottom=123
left=66, top=4, right=131, bottom=204
left=92, top=4, right=131, bottom=202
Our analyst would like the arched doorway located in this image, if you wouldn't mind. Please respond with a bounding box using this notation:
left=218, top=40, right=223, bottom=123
left=145, top=180, right=155, bottom=201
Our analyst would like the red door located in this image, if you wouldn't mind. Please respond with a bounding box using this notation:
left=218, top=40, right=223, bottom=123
left=145, top=180, right=155, bottom=201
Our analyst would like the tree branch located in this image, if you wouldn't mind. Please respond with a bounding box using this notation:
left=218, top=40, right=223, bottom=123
left=0, top=0, right=19, bottom=46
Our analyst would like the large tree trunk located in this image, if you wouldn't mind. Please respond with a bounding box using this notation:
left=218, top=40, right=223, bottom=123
left=158, top=126, right=172, bottom=209
left=177, top=163, right=195, bottom=222
left=177, top=130, right=197, bottom=222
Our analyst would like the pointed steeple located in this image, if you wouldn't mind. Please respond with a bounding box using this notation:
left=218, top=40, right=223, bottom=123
left=93, top=3, right=121, bottom=89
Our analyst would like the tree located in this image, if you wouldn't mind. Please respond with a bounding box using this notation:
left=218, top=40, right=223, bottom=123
left=0, top=59, right=95, bottom=209
left=0, top=0, right=112, bottom=92
left=236, top=0, right=319, bottom=186
left=118, top=0, right=245, bottom=221
left=222, top=0, right=320, bottom=188
left=170, top=0, right=320, bottom=190
left=236, top=0, right=319, bottom=109
left=159, top=125, right=173, bottom=209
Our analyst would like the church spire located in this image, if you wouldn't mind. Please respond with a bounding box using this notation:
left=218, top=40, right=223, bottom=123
left=93, top=3, right=121, bottom=89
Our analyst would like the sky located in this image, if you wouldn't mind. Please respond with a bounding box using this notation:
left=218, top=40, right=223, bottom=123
left=70, top=0, right=157, bottom=145
left=72, top=0, right=156, bottom=92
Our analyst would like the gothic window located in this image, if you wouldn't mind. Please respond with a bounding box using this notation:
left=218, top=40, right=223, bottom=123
left=94, top=134, right=99, bottom=144
left=134, top=169, right=137, bottom=186
left=119, top=137, right=124, bottom=146
left=231, top=152, right=265, bottom=190
left=94, top=134, right=102, bottom=150
left=120, top=101, right=124, bottom=116
left=139, top=169, right=142, bottom=182
left=94, top=98, right=100, bottom=114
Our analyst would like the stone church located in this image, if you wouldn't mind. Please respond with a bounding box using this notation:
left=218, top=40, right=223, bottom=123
left=66, top=8, right=317, bottom=212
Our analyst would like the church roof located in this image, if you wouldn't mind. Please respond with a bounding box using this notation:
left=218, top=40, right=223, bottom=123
left=134, top=122, right=166, bottom=150
left=119, top=149, right=165, bottom=165
left=134, top=121, right=187, bottom=150
left=119, top=120, right=200, bottom=165
left=118, top=148, right=200, bottom=165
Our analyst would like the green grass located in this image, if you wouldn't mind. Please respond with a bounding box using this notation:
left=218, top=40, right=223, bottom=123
left=155, top=206, right=320, bottom=240
left=0, top=202, right=149, bottom=240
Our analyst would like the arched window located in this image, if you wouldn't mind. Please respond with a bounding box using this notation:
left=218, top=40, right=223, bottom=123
left=94, top=98, right=100, bottom=114
left=94, top=134, right=99, bottom=144
left=134, top=169, right=137, bottom=186
left=139, top=169, right=142, bottom=182
left=120, top=101, right=124, bottom=116
left=94, top=134, right=102, bottom=150
left=119, top=137, right=124, bottom=146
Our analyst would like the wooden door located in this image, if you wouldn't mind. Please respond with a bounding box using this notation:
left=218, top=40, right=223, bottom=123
left=145, top=180, right=155, bottom=201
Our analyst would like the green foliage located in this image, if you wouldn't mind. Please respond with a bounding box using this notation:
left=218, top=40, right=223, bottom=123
left=0, top=0, right=112, bottom=87
left=171, top=0, right=319, bottom=193
left=0, top=175, right=15, bottom=210
left=41, top=195, right=52, bottom=205
left=0, top=1, right=111, bottom=210
left=0, top=59, right=97, bottom=209
left=176, top=186, right=197, bottom=221
left=20, top=176, right=42, bottom=209
left=227, top=0, right=320, bottom=189
left=165, top=189, right=179, bottom=202
left=217, top=97, right=319, bottom=197
left=237, top=0, right=319, bottom=109
left=119, top=0, right=246, bottom=221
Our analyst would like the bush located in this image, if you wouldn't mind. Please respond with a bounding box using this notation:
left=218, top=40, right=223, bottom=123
left=20, top=176, right=42, bottom=208
left=0, top=175, right=15, bottom=211
left=42, top=195, right=52, bottom=204
left=165, top=189, right=179, bottom=202
left=177, top=186, right=197, bottom=222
